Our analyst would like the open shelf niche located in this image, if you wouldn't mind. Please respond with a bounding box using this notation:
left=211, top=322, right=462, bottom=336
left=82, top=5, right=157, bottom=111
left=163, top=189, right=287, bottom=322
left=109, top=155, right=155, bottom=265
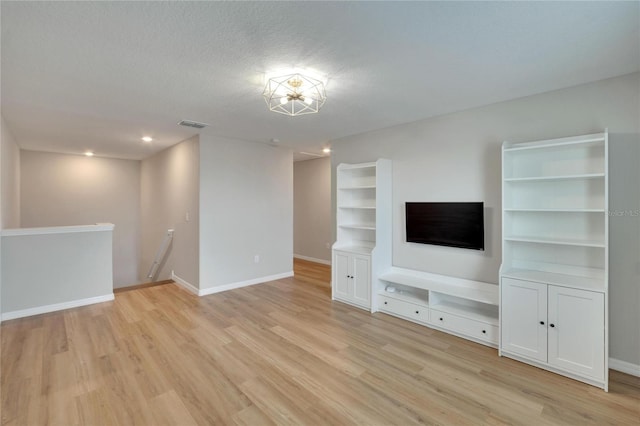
left=501, top=132, right=608, bottom=293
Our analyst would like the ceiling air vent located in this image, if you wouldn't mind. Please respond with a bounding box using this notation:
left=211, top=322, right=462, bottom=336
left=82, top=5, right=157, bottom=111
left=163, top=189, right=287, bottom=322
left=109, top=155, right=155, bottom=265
left=298, top=152, right=323, bottom=158
left=178, top=120, right=209, bottom=129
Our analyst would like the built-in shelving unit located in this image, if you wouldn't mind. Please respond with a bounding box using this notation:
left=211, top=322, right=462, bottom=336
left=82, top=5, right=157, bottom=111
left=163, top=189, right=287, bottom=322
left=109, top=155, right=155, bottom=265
left=332, top=160, right=392, bottom=310
left=500, top=131, right=609, bottom=390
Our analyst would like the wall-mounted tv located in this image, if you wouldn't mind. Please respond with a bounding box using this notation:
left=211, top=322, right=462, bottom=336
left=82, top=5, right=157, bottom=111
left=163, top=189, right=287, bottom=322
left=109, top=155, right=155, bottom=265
left=405, top=202, right=484, bottom=250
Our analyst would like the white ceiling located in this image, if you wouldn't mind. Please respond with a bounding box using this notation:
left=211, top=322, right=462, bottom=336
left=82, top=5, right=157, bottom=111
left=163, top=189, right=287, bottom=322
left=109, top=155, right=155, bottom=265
left=2, top=2, right=639, bottom=161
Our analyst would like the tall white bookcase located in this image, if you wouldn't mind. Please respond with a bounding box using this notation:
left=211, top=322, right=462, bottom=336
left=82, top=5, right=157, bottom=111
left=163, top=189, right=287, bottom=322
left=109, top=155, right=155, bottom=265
left=500, top=131, right=609, bottom=390
left=332, top=159, right=392, bottom=311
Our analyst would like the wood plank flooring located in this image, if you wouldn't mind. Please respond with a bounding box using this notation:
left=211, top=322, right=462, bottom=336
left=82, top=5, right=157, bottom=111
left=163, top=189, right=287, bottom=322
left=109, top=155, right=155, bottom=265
left=2, top=259, right=639, bottom=425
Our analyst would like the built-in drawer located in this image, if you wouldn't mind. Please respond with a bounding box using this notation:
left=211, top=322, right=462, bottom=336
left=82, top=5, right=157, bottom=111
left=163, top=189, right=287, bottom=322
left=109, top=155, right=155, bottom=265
left=378, top=295, right=429, bottom=324
left=430, top=309, right=498, bottom=344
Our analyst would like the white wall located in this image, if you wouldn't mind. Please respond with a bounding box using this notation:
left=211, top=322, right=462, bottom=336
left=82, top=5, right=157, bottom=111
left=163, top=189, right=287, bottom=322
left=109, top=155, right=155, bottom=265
left=140, top=136, right=199, bottom=286
left=1, top=116, right=20, bottom=229
left=1, top=225, right=114, bottom=317
left=199, top=133, right=293, bottom=290
left=294, top=157, right=331, bottom=263
left=331, top=72, right=640, bottom=366
left=20, top=150, right=141, bottom=288
left=1, top=115, right=22, bottom=319
left=608, top=136, right=640, bottom=372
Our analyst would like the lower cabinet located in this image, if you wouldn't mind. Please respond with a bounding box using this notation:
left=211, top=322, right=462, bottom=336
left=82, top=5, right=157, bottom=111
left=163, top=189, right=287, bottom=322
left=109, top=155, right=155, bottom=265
left=547, top=285, right=605, bottom=380
left=332, top=250, right=371, bottom=309
left=501, top=277, right=605, bottom=383
left=430, top=310, right=498, bottom=345
left=501, top=278, right=548, bottom=362
left=378, top=295, right=429, bottom=323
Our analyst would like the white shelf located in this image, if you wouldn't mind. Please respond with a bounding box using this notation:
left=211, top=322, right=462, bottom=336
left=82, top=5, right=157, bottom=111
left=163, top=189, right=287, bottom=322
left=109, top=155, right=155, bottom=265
left=504, top=208, right=605, bottom=213
left=333, top=245, right=374, bottom=255
left=339, top=224, right=376, bottom=230
left=379, top=269, right=498, bottom=305
left=430, top=300, right=498, bottom=326
left=338, top=162, right=377, bottom=170
left=377, top=290, right=428, bottom=306
left=504, top=173, right=605, bottom=182
left=338, top=206, right=376, bottom=210
left=504, top=236, right=605, bottom=248
left=501, top=268, right=605, bottom=293
left=338, top=185, right=376, bottom=190
left=503, top=134, right=605, bottom=152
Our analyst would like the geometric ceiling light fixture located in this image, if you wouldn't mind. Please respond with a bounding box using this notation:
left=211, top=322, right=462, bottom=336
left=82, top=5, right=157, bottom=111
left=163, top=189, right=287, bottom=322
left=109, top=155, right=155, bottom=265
left=263, top=72, right=327, bottom=116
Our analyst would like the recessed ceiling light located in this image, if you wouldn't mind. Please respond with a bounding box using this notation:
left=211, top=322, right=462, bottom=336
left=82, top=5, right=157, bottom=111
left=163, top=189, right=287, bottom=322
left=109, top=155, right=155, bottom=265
left=85, top=151, right=94, bottom=157
left=323, top=148, right=331, bottom=153
left=142, top=136, right=153, bottom=142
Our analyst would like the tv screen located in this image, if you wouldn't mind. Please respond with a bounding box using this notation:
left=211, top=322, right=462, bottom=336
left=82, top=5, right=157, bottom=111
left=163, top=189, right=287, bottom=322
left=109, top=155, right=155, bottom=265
left=405, top=202, right=484, bottom=250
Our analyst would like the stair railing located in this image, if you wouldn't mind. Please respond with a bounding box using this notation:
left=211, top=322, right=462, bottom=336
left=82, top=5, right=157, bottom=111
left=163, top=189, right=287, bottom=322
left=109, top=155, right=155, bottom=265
left=146, top=229, right=174, bottom=280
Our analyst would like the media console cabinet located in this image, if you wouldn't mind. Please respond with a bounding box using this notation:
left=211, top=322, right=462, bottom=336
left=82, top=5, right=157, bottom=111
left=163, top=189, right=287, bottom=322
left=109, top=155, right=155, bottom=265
left=374, top=267, right=499, bottom=347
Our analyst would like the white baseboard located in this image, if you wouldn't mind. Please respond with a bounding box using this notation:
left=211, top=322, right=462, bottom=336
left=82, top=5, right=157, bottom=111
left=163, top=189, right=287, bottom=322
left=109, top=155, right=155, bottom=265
left=294, top=254, right=331, bottom=265
left=1, top=294, right=114, bottom=322
left=171, top=271, right=199, bottom=295
left=199, top=271, right=294, bottom=296
left=609, top=357, right=640, bottom=377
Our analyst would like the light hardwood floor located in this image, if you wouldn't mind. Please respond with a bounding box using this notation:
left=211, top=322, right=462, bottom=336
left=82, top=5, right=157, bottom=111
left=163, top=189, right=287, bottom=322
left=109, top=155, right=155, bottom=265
left=2, top=259, right=639, bottom=425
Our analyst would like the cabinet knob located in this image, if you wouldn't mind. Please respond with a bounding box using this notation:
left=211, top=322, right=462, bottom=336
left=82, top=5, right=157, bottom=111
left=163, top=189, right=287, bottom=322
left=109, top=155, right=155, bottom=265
left=415, top=310, right=419, bottom=314
left=439, top=317, right=443, bottom=321
left=540, top=321, right=545, bottom=325
left=550, top=323, right=555, bottom=328
left=384, top=301, right=388, bottom=305
left=482, top=330, right=486, bottom=334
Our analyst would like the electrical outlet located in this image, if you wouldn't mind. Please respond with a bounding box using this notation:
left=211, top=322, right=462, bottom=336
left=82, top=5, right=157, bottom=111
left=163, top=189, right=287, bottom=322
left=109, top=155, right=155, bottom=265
left=185, top=211, right=190, bottom=222
left=254, top=255, right=260, bottom=263
left=325, top=242, right=331, bottom=249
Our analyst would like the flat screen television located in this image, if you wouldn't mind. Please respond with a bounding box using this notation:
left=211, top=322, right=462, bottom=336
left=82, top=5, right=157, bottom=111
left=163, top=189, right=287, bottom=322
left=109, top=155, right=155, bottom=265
left=405, top=202, right=484, bottom=250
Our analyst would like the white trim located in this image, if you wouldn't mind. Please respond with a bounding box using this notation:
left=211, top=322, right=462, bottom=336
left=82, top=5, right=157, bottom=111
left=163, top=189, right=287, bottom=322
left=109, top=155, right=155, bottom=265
left=171, top=271, right=199, bottom=295
left=609, top=358, right=640, bottom=377
left=199, top=271, right=294, bottom=296
left=2, top=223, right=114, bottom=237
left=1, top=294, right=114, bottom=322
left=294, top=254, right=331, bottom=265
left=502, top=351, right=605, bottom=389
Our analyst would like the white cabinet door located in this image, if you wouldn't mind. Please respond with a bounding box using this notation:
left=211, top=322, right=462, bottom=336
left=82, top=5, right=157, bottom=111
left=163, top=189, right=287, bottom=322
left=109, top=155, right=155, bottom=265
left=501, top=278, right=548, bottom=362
left=333, top=251, right=351, bottom=301
left=352, top=255, right=371, bottom=307
left=548, top=286, right=605, bottom=381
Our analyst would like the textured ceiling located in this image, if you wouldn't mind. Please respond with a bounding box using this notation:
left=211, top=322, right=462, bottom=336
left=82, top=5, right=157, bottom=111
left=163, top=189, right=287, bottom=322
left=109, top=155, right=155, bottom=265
left=2, top=2, right=639, bottom=160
